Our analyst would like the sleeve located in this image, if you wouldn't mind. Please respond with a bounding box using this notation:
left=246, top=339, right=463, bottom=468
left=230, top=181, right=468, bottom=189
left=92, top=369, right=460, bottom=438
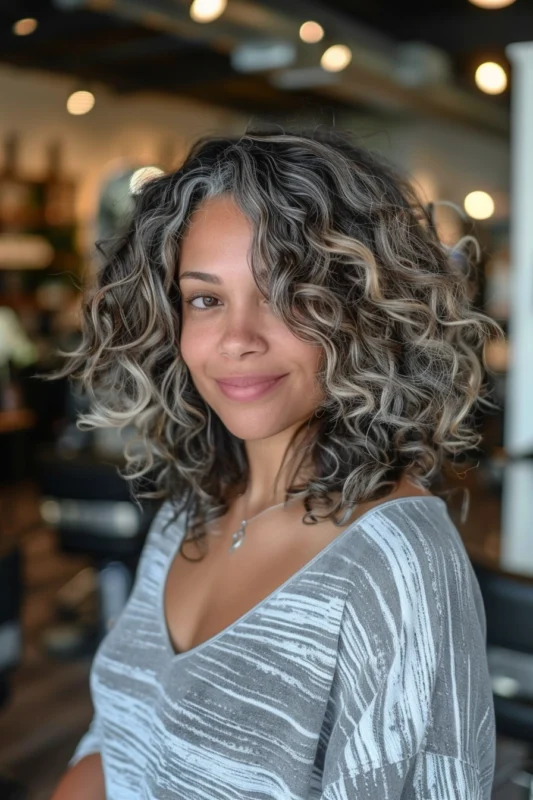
left=320, top=514, right=496, bottom=799
left=322, top=750, right=485, bottom=800
left=68, top=708, right=103, bottom=768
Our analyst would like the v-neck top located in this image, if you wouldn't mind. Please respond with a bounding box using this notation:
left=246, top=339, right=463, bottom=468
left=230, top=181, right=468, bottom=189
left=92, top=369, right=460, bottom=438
left=68, top=495, right=496, bottom=799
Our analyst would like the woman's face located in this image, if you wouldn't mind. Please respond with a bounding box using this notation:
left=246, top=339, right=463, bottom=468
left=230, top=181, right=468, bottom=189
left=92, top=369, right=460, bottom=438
left=177, top=194, right=324, bottom=442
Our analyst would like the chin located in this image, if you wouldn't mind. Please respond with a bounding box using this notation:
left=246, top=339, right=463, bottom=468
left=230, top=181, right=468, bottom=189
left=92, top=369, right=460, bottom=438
left=216, top=414, right=290, bottom=442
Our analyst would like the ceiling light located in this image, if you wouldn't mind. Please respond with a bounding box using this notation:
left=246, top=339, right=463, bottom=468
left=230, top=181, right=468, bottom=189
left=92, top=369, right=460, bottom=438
left=468, top=0, right=516, bottom=8
left=12, top=18, right=38, bottom=36
left=299, top=21, right=324, bottom=44
left=190, top=0, right=227, bottom=23
left=475, top=62, right=507, bottom=94
left=320, top=44, right=352, bottom=73
left=66, top=90, right=95, bottom=115
left=129, top=167, right=165, bottom=196
left=464, top=191, right=495, bottom=220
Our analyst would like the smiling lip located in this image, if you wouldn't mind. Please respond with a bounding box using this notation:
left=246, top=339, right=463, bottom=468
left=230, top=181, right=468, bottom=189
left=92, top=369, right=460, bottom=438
left=216, top=374, right=287, bottom=387
left=215, top=374, right=288, bottom=401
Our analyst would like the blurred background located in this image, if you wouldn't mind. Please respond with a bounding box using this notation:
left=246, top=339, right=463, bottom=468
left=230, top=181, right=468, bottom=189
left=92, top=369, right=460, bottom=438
left=0, top=0, right=531, bottom=797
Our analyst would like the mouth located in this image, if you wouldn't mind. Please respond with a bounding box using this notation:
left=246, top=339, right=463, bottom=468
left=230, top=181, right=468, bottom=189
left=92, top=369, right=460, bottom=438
left=215, top=374, right=288, bottom=402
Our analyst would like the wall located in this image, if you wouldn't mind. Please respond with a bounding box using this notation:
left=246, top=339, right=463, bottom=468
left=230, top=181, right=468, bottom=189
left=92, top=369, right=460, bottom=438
left=340, top=112, right=510, bottom=221
left=0, top=64, right=248, bottom=262
left=0, top=63, right=510, bottom=261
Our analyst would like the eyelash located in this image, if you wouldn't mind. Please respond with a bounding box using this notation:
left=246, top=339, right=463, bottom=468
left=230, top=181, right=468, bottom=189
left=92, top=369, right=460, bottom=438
left=184, top=293, right=221, bottom=312
left=184, top=294, right=271, bottom=312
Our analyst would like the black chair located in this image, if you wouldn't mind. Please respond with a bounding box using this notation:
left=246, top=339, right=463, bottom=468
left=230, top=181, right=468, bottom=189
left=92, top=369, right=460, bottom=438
left=0, top=543, right=27, bottom=799
left=35, top=447, right=158, bottom=645
left=472, top=561, right=533, bottom=796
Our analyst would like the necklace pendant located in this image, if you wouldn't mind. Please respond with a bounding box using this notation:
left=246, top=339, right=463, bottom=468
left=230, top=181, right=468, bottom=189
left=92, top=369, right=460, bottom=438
left=229, top=521, right=247, bottom=553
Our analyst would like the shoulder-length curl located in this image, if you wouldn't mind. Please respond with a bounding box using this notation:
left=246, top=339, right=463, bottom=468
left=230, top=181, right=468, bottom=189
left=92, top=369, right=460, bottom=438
left=46, top=125, right=505, bottom=556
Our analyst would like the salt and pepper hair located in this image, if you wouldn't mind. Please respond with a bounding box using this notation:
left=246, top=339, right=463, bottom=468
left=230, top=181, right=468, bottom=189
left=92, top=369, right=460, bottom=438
left=47, top=125, right=505, bottom=555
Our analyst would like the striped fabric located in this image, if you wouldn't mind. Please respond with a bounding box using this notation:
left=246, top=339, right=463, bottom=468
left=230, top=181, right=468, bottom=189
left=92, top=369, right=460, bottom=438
left=69, top=495, right=496, bottom=799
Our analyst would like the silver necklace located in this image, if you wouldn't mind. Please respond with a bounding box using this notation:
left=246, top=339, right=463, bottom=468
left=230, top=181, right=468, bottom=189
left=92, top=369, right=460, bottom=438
left=228, top=492, right=295, bottom=554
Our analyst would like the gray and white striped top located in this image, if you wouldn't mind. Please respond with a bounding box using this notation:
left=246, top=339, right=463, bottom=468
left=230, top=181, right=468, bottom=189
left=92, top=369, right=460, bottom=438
left=69, top=495, right=496, bottom=799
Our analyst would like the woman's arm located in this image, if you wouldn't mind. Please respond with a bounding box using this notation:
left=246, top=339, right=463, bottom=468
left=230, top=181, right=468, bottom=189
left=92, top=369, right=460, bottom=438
left=52, top=709, right=105, bottom=798
left=50, top=753, right=105, bottom=800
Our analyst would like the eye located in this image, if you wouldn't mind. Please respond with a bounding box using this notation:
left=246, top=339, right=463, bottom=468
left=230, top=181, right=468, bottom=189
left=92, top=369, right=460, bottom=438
left=184, top=294, right=221, bottom=311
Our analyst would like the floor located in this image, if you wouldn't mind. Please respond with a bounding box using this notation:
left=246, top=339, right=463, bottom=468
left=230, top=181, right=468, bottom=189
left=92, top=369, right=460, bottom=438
left=1, top=447, right=533, bottom=799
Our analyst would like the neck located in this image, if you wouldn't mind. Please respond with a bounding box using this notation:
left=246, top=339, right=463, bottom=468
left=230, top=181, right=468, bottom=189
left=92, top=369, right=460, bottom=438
left=238, top=419, right=317, bottom=512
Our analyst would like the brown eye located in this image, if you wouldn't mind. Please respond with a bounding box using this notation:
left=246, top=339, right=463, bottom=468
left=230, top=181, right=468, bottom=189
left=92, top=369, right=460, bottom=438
left=185, top=294, right=221, bottom=311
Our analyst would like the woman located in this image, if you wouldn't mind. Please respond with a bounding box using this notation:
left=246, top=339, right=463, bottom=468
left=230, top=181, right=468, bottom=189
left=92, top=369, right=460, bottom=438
left=51, top=127, right=503, bottom=799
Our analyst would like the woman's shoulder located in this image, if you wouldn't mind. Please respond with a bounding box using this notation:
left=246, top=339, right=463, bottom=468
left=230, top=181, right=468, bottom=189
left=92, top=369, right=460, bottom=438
left=349, top=491, right=467, bottom=575
left=134, top=499, right=186, bottom=572
left=341, top=493, right=485, bottom=649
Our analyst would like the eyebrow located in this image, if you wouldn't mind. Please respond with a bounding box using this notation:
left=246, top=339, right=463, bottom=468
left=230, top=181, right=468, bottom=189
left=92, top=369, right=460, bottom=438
left=178, top=271, right=222, bottom=285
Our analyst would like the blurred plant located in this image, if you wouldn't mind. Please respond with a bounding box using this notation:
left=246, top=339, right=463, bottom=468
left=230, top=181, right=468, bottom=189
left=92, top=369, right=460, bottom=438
left=0, top=306, right=38, bottom=370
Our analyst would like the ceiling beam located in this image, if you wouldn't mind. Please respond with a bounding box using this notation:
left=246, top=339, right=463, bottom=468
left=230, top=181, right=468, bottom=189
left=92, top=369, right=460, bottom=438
left=53, top=0, right=509, bottom=136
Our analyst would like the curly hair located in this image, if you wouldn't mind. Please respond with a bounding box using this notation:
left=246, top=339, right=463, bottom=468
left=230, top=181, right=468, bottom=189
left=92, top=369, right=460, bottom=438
left=45, top=124, right=505, bottom=557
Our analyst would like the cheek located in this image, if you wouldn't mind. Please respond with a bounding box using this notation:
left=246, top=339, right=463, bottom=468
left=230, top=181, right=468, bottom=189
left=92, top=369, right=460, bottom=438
left=304, top=345, right=326, bottom=397
left=284, top=341, right=324, bottom=395
left=298, top=341, right=324, bottom=374
left=178, top=327, right=202, bottom=371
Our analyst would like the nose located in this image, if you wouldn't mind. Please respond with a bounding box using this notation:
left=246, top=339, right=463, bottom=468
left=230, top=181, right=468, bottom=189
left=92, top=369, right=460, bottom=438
left=218, top=303, right=269, bottom=358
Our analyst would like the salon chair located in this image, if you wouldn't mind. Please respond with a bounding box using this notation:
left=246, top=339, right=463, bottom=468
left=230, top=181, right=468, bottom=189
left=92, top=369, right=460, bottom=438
left=36, top=446, right=158, bottom=647
left=23, top=370, right=159, bottom=651
left=0, top=543, right=27, bottom=799
left=472, top=560, right=533, bottom=797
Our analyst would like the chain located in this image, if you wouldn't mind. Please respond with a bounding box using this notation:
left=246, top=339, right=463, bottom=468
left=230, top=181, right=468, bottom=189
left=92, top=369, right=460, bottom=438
left=228, top=491, right=297, bottom=553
